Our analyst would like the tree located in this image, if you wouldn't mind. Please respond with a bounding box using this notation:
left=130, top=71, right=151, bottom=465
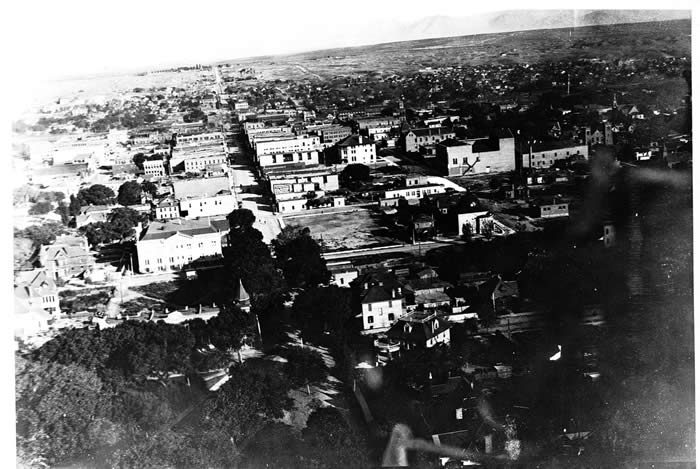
left=80, top=222, right=116, bottom=247
left=301, top=407, right=372, bottom=469
left=68, top=194, right=82, bottom=217
left=204, top=305, right=257, bottom=351
left=291, top=286, right=354, bottom=343
left=16, top=357, right=116, bottom=465
left=202, top=363, right=293, bottom=457
left=272, top=225, right=330, bottom=288
left=132, top=153, right=146, bottom=170
left=16, top=222, right=66, bottom=248
left=224, top=209, right=285, bottom=305
left=28, top=201, right=53, bottom=215
left=55, top=202, right=72, bottom=226
left=141, top=181, right=158, bottom=198
left=340, top=163, right=371, bottom=187
left=107, top=207, right=146, bottom=238
left=117, top=181, right=143, bottom=206
left=281, top=346, right=328, bottom=387
left=77, top=184, right=115, bottom=206
left=227, top=208, right=256, bottom=231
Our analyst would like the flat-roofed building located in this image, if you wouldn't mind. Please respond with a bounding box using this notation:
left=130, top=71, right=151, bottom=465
left=382, top=176, right=446, bottom=205
left=522, top=141, right=588, bottom=169
left=255, top=135, right=321, bottom=157
left=183, top=154, right=227, bottom=173
left=436, top=131, right=516, bottom=176
left=179, top=190, right=236, bottom=219
left=176, top=132, right=223, bottom=146
left=171, top=121, right=206, bottom=136
left=172, top=176, right=231, bottom=199
left=143, top=158, right=166, bottom=177
left=530, top=198, right=570, bottom=218
left=317, top=125, right=352, bottom=145
left=257, top=150, right=319, bottom=168
left=267, top=167, right=340, bottom=195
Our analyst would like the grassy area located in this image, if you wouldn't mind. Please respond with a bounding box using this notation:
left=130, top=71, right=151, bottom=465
left=132, top=269, right=233, bottom=307
left=292, top=210, right=397, bottom=251
left=59, top=287, right=116, bottom=315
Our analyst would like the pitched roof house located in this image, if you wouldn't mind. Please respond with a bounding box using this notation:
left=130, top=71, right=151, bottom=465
left=14, top=270, right=60, bottom=315
left=39, top=235, right=94, bottom=280
left=352, top=270, right=406, bottom=334
left=387, top=311, right=452, bottom=349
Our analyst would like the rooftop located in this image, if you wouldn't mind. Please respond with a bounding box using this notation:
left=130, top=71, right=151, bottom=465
left=139, top=217, right=229, bottom=242
left=172, top=176, right=230, bottom=198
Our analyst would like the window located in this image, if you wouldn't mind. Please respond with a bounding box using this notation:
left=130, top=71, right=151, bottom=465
left=368, top=303, right=372, bottom=312
left=388, top=313, right=395, bottom=321
left=367, top=316, right=374, bottom=324
left=340, top=278, right=344, bottom=285
left=388, top=300, right=393, bottom=307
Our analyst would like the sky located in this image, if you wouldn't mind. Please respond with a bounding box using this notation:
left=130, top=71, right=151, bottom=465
left=2, top=0, right=695, bottom=116
left=6, top=1, right=695, bottom=81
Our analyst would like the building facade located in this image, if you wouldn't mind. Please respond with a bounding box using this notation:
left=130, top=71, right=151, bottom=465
left=522, top=142, right=588, bottom=169
left=136, top=219, right=227, bottom=273
left=179, top=191, right=237, bottom=219
left=436, top=134, right=516, bottom=176
left=403, top=127, right=456, bottom=153
left=337, top=135, right=376, bottom=165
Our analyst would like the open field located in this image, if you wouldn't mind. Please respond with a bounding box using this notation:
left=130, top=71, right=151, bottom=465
left=228, top=19, right=690, bottom=79
left=289, top=209, right=396, bottom=252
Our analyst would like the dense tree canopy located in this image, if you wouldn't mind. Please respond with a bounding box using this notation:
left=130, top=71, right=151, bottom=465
left=16, top=358, right=115, bottom=465
left=202, top=362, right=293, bottom=455
left=116, top=181, right=143, bottom=206
left=131, top=153, right=146, bottom=170
left=141, top=180, right=159, bottom=198
left=79, top=207, right=146, bottom=246
left=224, top=209, right=286, bottom=312
left=77, top=184, right=115, bottom=206
left=272, top=225, right=330, bottom=288
left=15, top=222, right=67, bottom=248
left=28, top=201, right=53, bottom=215
left=340, top=163, right=371, bottom=188
left=291, top=285, right=355, bottom=344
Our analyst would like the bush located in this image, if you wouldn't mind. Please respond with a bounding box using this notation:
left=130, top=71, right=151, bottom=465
left=29, top=201, right=53, bottom=215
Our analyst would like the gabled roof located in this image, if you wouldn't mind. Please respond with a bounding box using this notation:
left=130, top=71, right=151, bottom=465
left=387, top=312, right=452, bottom=343
left=15, top=270, right=57, bottom=298
left=140, top=218, right=222, bottom=241
left=337, top=134, right=372, bottom=147
left=408, top=127, right=454, bottom=138
left=361, top=285, right=396, bottom=304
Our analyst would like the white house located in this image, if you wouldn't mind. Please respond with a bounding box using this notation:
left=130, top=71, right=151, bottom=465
left=136, top=218, right=229, bottom=273
left=337, top=134, right=376, bottom=165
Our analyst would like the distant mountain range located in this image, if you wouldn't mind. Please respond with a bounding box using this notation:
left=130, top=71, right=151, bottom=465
left=394, top=10, right=690, bottom=42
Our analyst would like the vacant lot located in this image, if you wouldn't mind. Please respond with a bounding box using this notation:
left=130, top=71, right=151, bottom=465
left=290, top=209, right=397, bottom=251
